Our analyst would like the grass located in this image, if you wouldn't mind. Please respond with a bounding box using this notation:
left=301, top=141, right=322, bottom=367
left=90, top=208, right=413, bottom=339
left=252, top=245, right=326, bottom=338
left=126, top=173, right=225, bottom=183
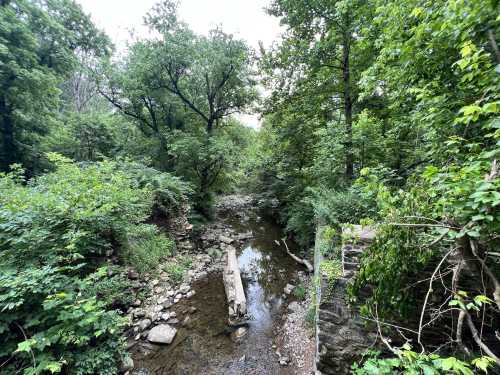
left=124, top=224, right=174, bottom=275
left=305, top=304, right=316, bottom=327
left=293, top=283, right=307, bottom=300
left=164, top=262, right=185, bottom=283
left=164, top=255, right=193, bottom=284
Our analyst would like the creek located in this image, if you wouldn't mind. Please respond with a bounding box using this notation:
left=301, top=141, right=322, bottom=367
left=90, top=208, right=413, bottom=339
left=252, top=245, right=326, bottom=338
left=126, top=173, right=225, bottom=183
left=131, top=208, right=303, bottom=375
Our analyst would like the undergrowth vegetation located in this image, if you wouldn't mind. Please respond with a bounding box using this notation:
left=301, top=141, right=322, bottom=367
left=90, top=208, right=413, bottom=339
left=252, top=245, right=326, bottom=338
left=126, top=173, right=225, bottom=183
left=0, top=154, right=190, bottom=374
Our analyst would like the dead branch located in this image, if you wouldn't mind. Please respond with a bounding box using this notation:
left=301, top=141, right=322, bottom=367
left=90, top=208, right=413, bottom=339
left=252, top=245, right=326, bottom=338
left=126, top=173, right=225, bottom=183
left=417, top=247, right=457, bottom=349
left=469, top=240, right=500, bottom=311
left=280, top=238, right=314, bottom=273
left=464, top=310, right=500, bottom=365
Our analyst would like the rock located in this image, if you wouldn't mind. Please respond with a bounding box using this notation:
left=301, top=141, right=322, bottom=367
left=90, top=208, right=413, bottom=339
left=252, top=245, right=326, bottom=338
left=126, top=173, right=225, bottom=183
left=219, top=235, right=234, bottom=244
left=167, top=318, right=179, bottom=324
left=231, top=327, right=248, bottom=341
left=137, top=319, right=152, bottom=332
left=160, top=312, right=171, bottom=321
left=147, top=324, right=177, bottom=344
left=162, top=300, right=173, bottom=309
left=186, top=290, right=195, bottom=298
left=288, top=301, right=300, bottom=313
left=120, top=356, right=134, bottom=372
left=157, top=296, right=168, bottom=305
left=133, top=309, right=146, bottom=318
left=167, top=290, right=175, bottom=297
left=170, top=312, right=177, bottom=318
left=132, top=299, right=142, bottom=307
left=236, top=231, right=253, bottom=240
left=284, top=284, right=295, bottom=295
left=179, top=284, right=190, bottom=294
left=279, top=356, right=290, bottom=366
left=181, top=315, right=192, bottom=327
left=151, top=279, right=159, bottom=287
left=128, top=270, right=139, bottom=280
left=189, top=306, right=197, bottom=313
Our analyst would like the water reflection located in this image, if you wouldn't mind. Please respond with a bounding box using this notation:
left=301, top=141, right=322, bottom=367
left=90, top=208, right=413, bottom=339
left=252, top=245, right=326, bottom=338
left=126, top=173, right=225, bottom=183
left=131, top=212, right=299, bottom=375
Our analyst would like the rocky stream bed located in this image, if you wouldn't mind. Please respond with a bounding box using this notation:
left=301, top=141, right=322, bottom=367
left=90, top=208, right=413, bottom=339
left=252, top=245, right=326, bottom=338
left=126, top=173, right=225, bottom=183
left=125, top=195, right=315, bottom=375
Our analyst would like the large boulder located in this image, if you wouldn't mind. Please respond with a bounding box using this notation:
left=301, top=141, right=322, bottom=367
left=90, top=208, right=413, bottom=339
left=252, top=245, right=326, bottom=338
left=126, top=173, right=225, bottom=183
left=147, top=324, right=177, bottom=344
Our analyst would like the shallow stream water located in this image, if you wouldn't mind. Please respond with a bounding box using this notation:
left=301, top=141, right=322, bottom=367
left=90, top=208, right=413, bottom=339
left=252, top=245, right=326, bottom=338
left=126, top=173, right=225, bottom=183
left=131, top=211, right=301, bottom=375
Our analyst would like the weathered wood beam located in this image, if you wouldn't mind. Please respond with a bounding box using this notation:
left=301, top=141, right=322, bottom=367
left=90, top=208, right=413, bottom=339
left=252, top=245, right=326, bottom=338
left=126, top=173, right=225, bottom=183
left=223, top=245, right=247, bottom=326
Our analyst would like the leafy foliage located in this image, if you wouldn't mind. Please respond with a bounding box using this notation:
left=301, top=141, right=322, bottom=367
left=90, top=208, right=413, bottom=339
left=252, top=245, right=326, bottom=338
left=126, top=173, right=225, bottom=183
left=352, top=348, right=495, bottom=374
left=124, top=224, right=175, bottom=275
left=0, top=155, right=187, bottom=373
left=0, top=0, right=110, bottom=174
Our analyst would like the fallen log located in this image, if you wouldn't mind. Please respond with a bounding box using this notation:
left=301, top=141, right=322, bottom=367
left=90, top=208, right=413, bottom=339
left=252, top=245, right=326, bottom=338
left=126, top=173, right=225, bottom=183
left=278, top=238, right=314, bottom=273
left=223, top=245, right=247, bottom=326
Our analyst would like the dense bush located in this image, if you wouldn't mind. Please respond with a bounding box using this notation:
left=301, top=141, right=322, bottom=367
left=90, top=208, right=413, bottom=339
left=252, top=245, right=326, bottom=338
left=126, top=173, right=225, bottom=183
left=0, top=154, right=188, bottom=374
left=352, top=348, right=495, bottom=374
left=117, top=161, right=192, bottom=216
left=311, top=185, right=379, bottom=228
left=124, top=224, right=175, bottom=275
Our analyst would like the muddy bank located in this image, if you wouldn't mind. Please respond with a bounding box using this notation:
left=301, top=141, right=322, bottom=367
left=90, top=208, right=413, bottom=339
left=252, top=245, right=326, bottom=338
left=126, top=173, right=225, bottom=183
left=130, top=195, right=314, bottom=375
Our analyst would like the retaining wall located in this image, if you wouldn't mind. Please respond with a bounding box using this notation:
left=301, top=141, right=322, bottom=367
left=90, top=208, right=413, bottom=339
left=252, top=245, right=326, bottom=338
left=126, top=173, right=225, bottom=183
left=314, top=225, right=377, bottom=374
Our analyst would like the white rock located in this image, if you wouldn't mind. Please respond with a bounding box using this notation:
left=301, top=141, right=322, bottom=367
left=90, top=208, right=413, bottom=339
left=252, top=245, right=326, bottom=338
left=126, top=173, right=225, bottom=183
left=160, top=312, right=171, bottom=321
left=147, top=324, right=177, bottom=344
left=179, top=284, right=190, bottom=294
left=288, top=301, right=300, bottom=313
left=157, top=296, right=168, bottom=305
left=219, top=235, right=234, bottom=244
left=284, top=284, right=295, bottom=295
left=137, top=319, right=151, bottom=331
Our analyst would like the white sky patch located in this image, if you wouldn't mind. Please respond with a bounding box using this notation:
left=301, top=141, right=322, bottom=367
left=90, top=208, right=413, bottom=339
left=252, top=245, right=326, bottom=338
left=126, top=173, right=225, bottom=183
left=75, top=0, right=283, bottom=128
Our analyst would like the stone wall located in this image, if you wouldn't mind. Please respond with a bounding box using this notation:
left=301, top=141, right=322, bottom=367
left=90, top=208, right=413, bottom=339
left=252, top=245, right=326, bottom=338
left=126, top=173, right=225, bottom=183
left=314, top=225, right=377, bottom=374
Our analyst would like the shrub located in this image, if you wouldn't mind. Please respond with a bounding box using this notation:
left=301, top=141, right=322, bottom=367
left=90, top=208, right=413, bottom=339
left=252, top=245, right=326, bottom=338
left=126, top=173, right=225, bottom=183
left=83, top=266, right=135, bottom=309
left=163, top=256, right=193, bottom=284
left=0, top=266, right=127, bottom=375
left=352, top=348, right=496, bottom=374
left=164, top=263, right=185, bottom=283
left=117, top=160, right=192, bottom=216
left=311, top=185, right=378, bottom=228
left=124, top=224, right=175, bottom=275
left=0, top=155, right=186, bottom=374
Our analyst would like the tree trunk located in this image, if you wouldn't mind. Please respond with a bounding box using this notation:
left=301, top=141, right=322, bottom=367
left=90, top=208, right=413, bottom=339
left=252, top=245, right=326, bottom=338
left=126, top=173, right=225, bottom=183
left=206, top=118, right=214, bottom=135
left=342, top=31, right=354, bottom=181
left=223, top=246, right=247, bottom=325
left=0, top=96, right=16, bottom=172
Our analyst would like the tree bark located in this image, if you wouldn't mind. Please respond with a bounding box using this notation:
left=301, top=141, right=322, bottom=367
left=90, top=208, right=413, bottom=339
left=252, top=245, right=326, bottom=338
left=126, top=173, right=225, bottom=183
left=223, top=246, right=247, bottom=325
left=342, top=30, right=354, bottom=181
left=0, top=96, right=16, bottom=172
